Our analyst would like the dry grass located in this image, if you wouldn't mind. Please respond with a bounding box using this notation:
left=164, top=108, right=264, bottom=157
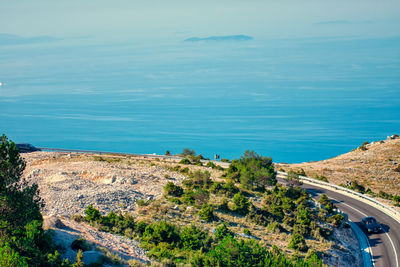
left=278, top=138, right=400, bottom=196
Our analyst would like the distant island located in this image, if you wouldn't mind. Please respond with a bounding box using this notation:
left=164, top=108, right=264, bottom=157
left=184, top=34, right=253, bottom=42
left=0, top=33, right=59, bottom=45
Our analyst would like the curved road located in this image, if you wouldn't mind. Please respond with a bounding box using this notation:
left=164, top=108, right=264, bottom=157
left=278, top=177, right=400, bottom=267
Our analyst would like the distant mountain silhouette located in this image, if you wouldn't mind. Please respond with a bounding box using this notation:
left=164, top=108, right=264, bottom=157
left=0, top=34, right=59, bottom=45
left=184, top=35, right=253, bottom=42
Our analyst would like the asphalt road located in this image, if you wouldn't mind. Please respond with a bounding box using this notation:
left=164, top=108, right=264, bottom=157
left=277, top=177, right=400, bottom=267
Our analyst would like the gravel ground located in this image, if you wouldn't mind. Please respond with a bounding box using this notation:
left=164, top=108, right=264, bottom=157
left=23, top=152, right=186, bottom=217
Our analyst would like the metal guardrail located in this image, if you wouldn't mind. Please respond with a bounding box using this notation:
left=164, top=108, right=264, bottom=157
left=277, top=171, right=400, bottom=225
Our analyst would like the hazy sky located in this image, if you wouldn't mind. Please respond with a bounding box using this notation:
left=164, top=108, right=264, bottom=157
left=1, top=0, right=400, bottom=41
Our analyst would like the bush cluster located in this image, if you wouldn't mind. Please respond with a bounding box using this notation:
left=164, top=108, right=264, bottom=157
left=232, top=192, right=251, bottom=215
left=82, top=205, right=137, bottom=237
left=314, top=175, right=329, bottom=182
left=377, top=191, right=400, bottom=206
left=226, top=150, right=277, bottom=190
left=0, top=134, right=73, bottom=266
left=84, top=210, right=323, bottom=267
left=248, top=185, right=342, bottom=250
left=205, top=161, right=225, bottom=171
left=164, top=182, right=184, bottom=197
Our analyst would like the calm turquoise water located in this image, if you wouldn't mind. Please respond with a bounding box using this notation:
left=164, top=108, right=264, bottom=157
left=1, top=37, right=399, bottom=163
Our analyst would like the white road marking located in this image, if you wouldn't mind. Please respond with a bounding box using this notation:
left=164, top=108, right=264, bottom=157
left=382, top=229, right=399, bottom=267
left=349, top=219, right=375, bottom=267
left=331, top=198, right=399, bottom=267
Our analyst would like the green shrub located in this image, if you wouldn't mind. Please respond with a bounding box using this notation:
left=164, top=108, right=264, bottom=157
left=73, top=249, right=84, bottom=267
left=180, top=167, right=190, bottom=174
left=318, top=194, right=329, bottom=206
left=314, top=175, right=328, bottom=182
left=393, top=195, right=400, bottom=205
left=0, top=243, right=28, bottom=267
left=0, top=134, right=65, bottom=266
left=288, top=232, right=307, bottom=251
left=223, top=181, right=239, bottom=196
left=181, top=148, right=196, bottom=157
left=71, top=214, right=85, bottom=222
left=266, top=222, right=281, bottom=233
left=358, top=141, right=369, bottom=151
left=85, top=204, right=102, bottom=222
left=206, top=161, right=216, bottom=168
left=147, top=242, right=174, bottom=260
left=227, top=150, right=276, bottom=190
left=168, top=197, right=182, bottom=205
left=210, top=181, right=224, bottom=194
left=214, top=224, right=234, bottom=241
left=142, top=221, right=180, bottom=249
left=247, top=210, right=269, bottom=226
left=204, top=236, right=293, bottom=266
left=170, top=165, right=181, bottom=172
left=232, top=192, right=250, bottom=215
left=179, top=158, right=191, bottom=165
left=190, top=154, right=205, bottom=164
left=136, top=199, right=150, bottom=207
left=164, top=182, right=184, bottom=197
left=128, top=259, right=147, bottom=267
left=327, top=214, right=344, bottom=228
left=348, top=180, right=366, bottom=193
left=47, top=250, right=71, bottom=266
left=135, top=221, right=148, bottom=236
left=180, top=225, right=210, bottom=251
left=221, top=159, right=230, bottom=163
left=318, top=194, right=335, bottom=213
left=378, top=190, right=392, bottom=199
left=190, top=170, right=212, bottom=189
left=206, top=161, right=224, bottom=170
left=192, top=188, right=210, bottom=207
left=181, top=190, right=195, bottom=205
left=292, top=223, right=309, bottom=237
left=305, top=249, right=322, bottom=265
left=218, top=198, right=230, bottom=212
left=199, top=204, right=215, bottom=222
left=243, top=229, right=251, bottom=236
left=71, top=238, right=91, bottom=251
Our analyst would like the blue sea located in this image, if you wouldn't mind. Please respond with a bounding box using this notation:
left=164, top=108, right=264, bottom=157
left=1, top=36, right=399, bottom=163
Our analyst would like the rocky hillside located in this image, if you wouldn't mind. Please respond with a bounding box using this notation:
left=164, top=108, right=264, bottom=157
left=278, top=136, right=400, bottom=196
left=21, top=151, right=361, bottom=266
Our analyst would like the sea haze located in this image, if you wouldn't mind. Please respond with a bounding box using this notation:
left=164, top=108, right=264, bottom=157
left=1, top=36, right=399, bottom=163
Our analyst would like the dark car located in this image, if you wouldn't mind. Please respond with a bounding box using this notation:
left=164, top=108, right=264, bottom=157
left=360, top=216, right=382, bottom=234
left=16, top=143, right=41, bottom=153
